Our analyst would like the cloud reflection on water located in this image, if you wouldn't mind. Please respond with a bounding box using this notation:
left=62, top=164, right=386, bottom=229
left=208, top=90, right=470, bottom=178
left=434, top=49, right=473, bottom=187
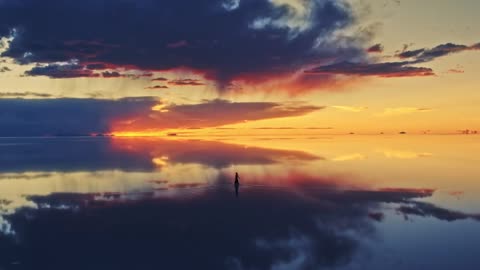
left=1, top=175, right=471, bottom=270
left=0, top=137, right=479, bottom=270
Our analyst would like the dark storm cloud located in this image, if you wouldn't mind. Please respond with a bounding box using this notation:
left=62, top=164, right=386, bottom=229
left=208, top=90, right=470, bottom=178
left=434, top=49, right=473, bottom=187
left=85, top=63, right=110, bottom=70
left=368, top=212, right=385, bottom=222
left=0, top=98, right=322, bottom=136
left=0, top=186, right=371, bottom=270
left=0, top=0, right=364, bottom=86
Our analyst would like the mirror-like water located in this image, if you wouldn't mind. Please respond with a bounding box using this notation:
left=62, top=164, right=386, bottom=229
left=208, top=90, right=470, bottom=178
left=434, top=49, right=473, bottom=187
left=0, top=136, right=479, bottom=270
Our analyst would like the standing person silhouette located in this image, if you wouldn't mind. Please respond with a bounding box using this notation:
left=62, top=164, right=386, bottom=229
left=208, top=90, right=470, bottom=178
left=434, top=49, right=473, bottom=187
left=234, top=172, right=240, bottom=197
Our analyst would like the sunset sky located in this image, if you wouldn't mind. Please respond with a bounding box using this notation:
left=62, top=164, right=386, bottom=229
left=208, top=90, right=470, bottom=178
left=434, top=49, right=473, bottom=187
left=1, top=0, right=479, bottom=136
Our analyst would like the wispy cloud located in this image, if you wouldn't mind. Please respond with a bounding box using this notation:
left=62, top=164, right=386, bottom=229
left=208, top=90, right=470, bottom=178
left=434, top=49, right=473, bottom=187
left=446, top=69, right=464, bottom=74
left=379, top=149, right=433, bottom=159
left=306, top=42, right=480, bottom=78
left=331, top=106, right=368, bottom=112
left=332, top=153, right=366, bottom=162
left=151, top=77, right=168, bottom=82
left=306, top=61, right=435, bottom=78
left=168, top=79, right=205, bottom=86
left=0, top=91, right=53, bottom=98
left=145, top=85, right=169, bottom=90
left=396, top=42, right=480, bottom=62
left=376, top=107, right=433, bottom=117
left=25, top=62, right=99, bottom=79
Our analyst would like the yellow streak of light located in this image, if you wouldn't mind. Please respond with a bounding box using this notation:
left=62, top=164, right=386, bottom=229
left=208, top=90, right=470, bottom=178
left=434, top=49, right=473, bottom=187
left=152, top=156, right=169, bottom=167
left=151, top=104, right=169, bottom=112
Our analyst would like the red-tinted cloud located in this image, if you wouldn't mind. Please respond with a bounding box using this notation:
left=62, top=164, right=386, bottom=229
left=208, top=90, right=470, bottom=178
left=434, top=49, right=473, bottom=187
left=447, top=69, right=464, bottom=74
left=113, top=99, right=323, bottom=132
left=112, top=138, right=320, bottom=169
left=367, top=44, right=383, bottom=53
left=0, top=97, right=322, bottom=136
left=168, top=79, right=206, bottom=86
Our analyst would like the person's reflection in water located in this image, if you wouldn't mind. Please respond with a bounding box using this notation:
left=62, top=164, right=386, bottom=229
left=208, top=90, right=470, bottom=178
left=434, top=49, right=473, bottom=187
left=234, top=172, right=240, bottom=197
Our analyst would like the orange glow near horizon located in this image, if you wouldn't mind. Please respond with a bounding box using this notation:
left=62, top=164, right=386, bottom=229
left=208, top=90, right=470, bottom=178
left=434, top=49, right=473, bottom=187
left=109, top=127, right=478, bottom=138
left=112, top=131, right=170, bottom=137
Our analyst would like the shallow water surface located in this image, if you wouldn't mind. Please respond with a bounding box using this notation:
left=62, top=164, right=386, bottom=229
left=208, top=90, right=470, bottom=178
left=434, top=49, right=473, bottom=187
left=0, top=136, right=479, bottom=270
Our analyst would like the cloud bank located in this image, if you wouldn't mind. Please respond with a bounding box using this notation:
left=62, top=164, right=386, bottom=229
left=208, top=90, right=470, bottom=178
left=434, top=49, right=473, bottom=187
left=0, top=98, right=322, bottom=136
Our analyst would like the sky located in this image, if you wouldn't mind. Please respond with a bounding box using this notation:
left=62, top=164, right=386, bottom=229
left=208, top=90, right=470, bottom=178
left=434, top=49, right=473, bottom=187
left=0, top=0, right=479, bottom=136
